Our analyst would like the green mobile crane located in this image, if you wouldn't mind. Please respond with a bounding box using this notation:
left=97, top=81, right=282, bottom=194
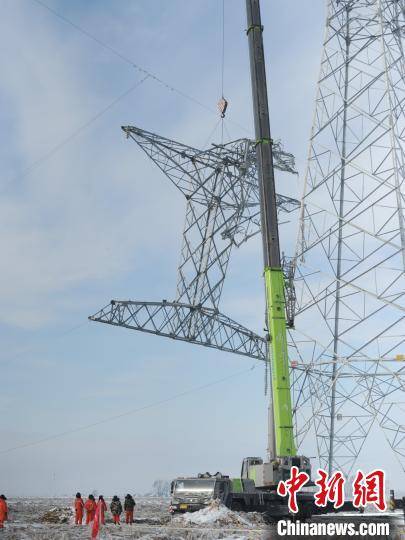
left=171, top=2, right=311, bottom=514
left=240, top=0, right=311, bottom=488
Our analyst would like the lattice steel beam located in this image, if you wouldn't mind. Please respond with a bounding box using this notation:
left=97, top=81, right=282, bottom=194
left=292, top=0, right=405, bottom=476
left=90, top=126, right=299, bottom=360
left=90, top=300, right=267, bottom=361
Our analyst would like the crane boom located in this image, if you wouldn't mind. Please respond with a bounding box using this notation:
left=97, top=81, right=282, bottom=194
left=245, top=0, right=296, bottom=459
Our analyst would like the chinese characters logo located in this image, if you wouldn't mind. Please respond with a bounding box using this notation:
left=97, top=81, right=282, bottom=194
left=277, top=467, right=386, bottom=513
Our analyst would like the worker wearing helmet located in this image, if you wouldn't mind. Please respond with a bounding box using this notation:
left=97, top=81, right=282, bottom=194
left=84, top=494, right=97, bottom=524
left=98, top=496, right=107, bottom=525
left=110, top=495, right=122, bottom=525
left=124, top=494, right=136, bottom=524
left=74, top=492, right=84, bottom=525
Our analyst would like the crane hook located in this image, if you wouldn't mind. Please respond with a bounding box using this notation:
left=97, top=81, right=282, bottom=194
left=217, top=97, right=228, bottom=118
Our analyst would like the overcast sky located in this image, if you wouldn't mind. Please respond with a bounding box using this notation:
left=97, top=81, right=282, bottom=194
left=1, top=0, right=402, bottom=497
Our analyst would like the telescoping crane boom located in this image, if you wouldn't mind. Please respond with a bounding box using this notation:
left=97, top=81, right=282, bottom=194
left=171, top=4, right=312, bottom=513
left=242, top=0, right=311, bottom=486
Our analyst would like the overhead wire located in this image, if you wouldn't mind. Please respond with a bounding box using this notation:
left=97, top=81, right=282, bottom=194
left=0, top=363, right=259, bottom=454
left=0, top=4, right=260, bottom=445
left=0, top=2, right=238, bottom=371
left=0, top=75, right=148, bottom=363
left=30, top=0, right=222, bottom=117
left=0, top=321, right=87, bottom=368
left=5, top=0, right=249, bottom=191
left=1, top=75, right=149, bottom=194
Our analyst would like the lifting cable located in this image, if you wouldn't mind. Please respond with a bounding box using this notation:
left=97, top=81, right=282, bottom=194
left=207, top=0, right=228, bottom=147
left=217, top=0, right=228, bottom=143
left=221, top=0, right=225, bottom=99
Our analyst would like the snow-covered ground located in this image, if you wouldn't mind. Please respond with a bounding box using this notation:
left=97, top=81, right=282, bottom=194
left=0, top=497, right=269, bottom=539
left=2, top=497, right=404, bottom=539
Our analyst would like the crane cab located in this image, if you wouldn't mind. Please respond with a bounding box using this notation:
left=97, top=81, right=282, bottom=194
left=241, top=455, right=311, bottom=488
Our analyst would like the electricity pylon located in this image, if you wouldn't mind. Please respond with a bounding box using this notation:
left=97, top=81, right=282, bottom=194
left=90, top=126, right=299, bottom=360
left=291, top=0, right=405, bottom=476
left=90, top=0, right=405, bottom=478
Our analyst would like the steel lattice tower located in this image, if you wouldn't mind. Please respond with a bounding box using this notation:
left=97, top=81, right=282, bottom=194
left=291, top=0, right=405, bottom=476
left=90, top=0, right=405, bottom=478
left=90, top=126, right=299, bottom=360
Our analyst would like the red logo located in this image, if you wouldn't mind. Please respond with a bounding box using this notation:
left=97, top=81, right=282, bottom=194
left=277, top=467, right=386, bottom=513
left=352, top=469, right=386, bottom=511
left=277, top=466, right=310, bottom=513
left=314, top=469, right=345, bottom=509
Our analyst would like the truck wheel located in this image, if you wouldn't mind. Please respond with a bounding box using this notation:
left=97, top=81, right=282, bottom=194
left=232, top=501, right=244, bottom=512
left=264, top=512, right=288, bottom=524
left=295, top=504, right=312, bottom=521
left=263, top=512, right=278, bottom=524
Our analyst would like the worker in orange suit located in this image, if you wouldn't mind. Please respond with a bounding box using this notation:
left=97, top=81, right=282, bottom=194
left=98, top=495, right=107, bottom=525
left=74, top=492, right=84, bottom=525
left=0, top=495, right=8, bottom=529
left=84, top=494, right=97, bottom=524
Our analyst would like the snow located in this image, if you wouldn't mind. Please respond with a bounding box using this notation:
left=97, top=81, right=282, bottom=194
left=173, top=501, right=254, bottom=528
left=5, top=496, right=401, bottom=539
left=0, top=497, right=268, bottom=539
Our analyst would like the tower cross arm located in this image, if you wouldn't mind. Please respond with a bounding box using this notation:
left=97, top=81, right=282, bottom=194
left=89, top=300, right=267, bottom=361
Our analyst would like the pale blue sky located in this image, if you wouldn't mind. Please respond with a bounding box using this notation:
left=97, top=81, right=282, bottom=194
left=1, top=0, right=401, bottom=497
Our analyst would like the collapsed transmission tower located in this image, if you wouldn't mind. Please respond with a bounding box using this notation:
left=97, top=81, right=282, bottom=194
left=90, top=126, right=298, bottom=360
left=90, top=0, right=405, bottom=478
left=291, top=0, right=405, bottom=476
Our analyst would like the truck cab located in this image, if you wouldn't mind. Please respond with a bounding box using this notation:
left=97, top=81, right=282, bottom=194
left=170, top=473, right=231, bottom=513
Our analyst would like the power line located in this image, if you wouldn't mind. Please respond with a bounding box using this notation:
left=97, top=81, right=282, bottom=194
left=1, top=1, right=251, bottom=193
left=2, top=2, right=251, bottom=192
left=0, top=322, right=87, bottom=368
left=1, top=75, right=149, bottom=194
left=0, top=363, right=258, bottom=454
left=30, top=0, right=215, bottom=115
left=30, top=0, right=250, bottom=135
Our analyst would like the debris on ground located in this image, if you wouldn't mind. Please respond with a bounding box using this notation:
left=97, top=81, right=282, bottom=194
left=1, top=497, right=271, bottom=539
left=40, top=506, right=73, bottom=524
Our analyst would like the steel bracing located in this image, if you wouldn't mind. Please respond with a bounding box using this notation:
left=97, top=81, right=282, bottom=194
left=91, top=300, right=266, bottom=360
left=291, top=0, right=405, bottom=476
left=90, top=126, right=298, bottom=359
left=90, top=0, right=405, bottom=478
